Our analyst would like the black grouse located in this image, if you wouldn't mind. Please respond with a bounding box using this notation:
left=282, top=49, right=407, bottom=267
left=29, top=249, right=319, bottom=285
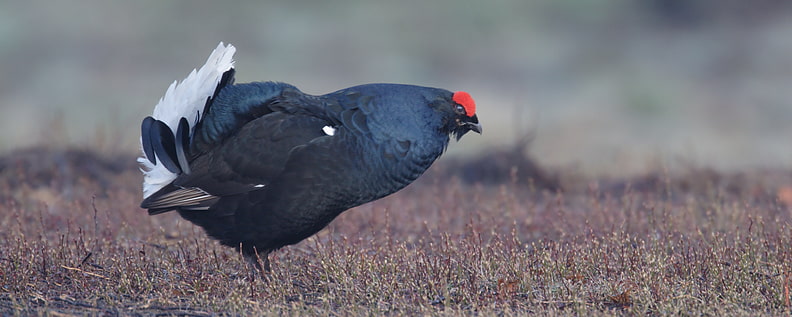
left=139, top=43, right=481, bottom=274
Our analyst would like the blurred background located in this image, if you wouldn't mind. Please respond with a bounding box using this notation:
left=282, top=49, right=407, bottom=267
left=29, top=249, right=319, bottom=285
left=1, top=0, right=791, bottom=176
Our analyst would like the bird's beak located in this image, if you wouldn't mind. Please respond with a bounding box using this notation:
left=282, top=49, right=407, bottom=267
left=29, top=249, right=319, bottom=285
left=454, top=114, right=481, bottom=141
left=466, top=122, right=482, bottom=134
left=466, top=114, right=482, bottom=134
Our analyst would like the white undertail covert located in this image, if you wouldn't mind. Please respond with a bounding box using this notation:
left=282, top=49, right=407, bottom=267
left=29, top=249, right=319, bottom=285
left=139, top=43, right=236, bottom=198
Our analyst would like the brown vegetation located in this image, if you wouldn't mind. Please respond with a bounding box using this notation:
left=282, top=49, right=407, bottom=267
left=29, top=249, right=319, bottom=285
left=1, top=147, right=790, bottom=316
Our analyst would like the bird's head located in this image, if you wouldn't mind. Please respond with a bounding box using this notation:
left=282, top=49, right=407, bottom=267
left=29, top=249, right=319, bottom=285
left=435, top=91, right=481, bottom=141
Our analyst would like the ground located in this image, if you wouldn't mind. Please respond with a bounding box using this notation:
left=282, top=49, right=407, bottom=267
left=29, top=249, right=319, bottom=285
left=1, top=147, right=790, bottom=316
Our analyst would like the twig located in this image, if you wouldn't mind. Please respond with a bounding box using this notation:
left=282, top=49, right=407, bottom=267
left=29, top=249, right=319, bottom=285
left=60, top=265, right=110, bottom=280
left=784, top=271, right=790, bottom=310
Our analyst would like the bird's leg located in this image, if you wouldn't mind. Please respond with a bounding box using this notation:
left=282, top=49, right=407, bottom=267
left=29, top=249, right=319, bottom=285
left=243, top=246, right=271, bottom=278
left=244, top=253, right=264, bottom=276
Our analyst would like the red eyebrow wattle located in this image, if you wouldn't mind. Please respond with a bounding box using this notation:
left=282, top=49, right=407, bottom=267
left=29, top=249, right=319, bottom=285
left=452, top=91, right=476, bottom=117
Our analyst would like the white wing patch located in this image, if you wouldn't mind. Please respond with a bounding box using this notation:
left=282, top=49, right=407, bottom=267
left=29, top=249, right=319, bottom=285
left=139, top=43, right=236, bottom=199
left=322, top=126, right=336, bottom=136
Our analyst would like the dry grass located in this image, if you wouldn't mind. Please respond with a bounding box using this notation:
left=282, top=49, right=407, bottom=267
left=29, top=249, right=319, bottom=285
left=1, top=147, right=791, bottom=316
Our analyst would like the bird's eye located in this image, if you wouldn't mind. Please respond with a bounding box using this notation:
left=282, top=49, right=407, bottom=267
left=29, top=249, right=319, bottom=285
left=454, top=104, right=466, bottom=115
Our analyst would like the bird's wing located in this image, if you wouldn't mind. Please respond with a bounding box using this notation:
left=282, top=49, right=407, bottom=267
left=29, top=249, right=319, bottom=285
left=141, top=110, right=332, bottom=214
left=190, top=82, right=300, bottom=157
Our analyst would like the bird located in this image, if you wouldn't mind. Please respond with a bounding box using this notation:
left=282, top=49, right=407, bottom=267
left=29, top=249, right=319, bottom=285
left=138, top=43, right=481, bottom=275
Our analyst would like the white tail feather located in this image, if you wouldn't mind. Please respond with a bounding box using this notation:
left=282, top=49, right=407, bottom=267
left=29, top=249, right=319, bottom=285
left=140, top=42, right=236, bottom=198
